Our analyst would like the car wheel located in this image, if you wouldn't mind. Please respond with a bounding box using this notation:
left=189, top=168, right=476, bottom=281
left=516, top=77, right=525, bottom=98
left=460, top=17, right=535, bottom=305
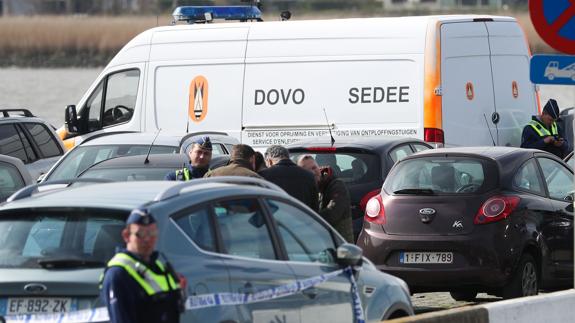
left=502, top=253, right=538, bottom=299
left=449, top=290, right=477, bottom=302
left=547, top=74, right=555, bottom=80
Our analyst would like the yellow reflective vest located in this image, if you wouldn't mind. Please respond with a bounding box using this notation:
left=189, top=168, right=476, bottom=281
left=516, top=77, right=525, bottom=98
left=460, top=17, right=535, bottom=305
left=528, top=119, right=558, bottom=138
left=106, top=252, right=180, bottom=296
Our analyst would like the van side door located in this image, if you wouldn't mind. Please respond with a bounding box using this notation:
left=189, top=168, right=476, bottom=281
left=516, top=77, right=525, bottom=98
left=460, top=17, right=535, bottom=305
left=441, top=21, right=496, bottom=147
left=486, top=21, right=537, bottom=147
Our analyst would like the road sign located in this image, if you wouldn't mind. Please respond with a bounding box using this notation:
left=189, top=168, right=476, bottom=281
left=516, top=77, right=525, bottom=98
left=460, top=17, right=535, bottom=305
left=529, top=0, right=575, bottom=54
left=530, top=54, right=575, bottom=85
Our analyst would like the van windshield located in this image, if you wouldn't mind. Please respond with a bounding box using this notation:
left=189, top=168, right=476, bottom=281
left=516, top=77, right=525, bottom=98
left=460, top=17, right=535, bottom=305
left=384, top=157, right=492, bottom=195
left=0, top=209, right=127, bottom=269
left=47, top=144, right=177, bottom=182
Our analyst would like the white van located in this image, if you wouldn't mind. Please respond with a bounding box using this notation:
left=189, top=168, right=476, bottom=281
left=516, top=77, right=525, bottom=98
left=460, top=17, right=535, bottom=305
left=59, top=12, right=539, bottom=150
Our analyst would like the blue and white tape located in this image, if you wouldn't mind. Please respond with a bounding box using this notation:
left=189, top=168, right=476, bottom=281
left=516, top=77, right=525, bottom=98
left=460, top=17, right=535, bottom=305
left=3, top=267, right=365, bottom=323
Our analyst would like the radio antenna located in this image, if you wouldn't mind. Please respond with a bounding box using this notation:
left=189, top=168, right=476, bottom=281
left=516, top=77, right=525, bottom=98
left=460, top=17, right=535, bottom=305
left=144, top=129, right=162, bottom=164
left=322, top=108, right=335, bottom=147
left=483, top=114, right=496, bottom=146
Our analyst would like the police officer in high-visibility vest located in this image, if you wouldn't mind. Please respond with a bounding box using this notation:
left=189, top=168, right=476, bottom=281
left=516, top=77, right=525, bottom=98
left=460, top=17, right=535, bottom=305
left=100, top=208, right=185, bottom=323
left=521, top=99, right=570, bottom=158
left=165, top=136, right=212, bottom=181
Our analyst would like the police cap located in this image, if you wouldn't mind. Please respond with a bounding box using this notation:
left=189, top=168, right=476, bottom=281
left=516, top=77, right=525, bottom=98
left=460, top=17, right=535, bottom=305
left=543, top=99, right=561, bottom=120
left=185, top=136, right=212, bottom=154
left=126, top=207, right=156, bottom=226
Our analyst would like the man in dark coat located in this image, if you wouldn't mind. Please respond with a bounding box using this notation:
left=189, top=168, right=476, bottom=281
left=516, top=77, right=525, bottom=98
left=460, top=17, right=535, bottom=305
left=259, top=145, right=318, bottom=212
left=101, top=208, right=184, bottom=323
left=298, top=155, right=354, bottom=242
left=521, top=99, right=570, bottom=158
left=205, top=144, right=262, bottom=178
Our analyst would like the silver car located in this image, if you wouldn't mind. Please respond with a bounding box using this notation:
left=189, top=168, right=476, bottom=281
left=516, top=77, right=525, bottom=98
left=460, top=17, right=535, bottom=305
left=0, top=178, right=413, bottom=322
left=41, top=132, right=238, bottom=182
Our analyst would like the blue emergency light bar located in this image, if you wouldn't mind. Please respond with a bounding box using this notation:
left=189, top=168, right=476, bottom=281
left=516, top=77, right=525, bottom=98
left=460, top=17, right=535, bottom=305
left=172, top=6, right=262, bottom=24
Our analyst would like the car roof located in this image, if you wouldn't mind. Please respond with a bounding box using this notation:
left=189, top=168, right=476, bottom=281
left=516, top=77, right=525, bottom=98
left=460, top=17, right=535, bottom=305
left=79, top=132, right=186, bottom=147
left=287, top=136, right=431, bottom=151
left=0, top=154, right=33, bottom=185
left=406, top=146, right=536, bottom=160
left=0, top=179, right=284, bottom=211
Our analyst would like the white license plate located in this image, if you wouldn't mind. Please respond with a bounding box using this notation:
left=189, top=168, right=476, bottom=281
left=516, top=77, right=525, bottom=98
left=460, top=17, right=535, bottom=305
left=400, top=252, right=453, bottom=264
left=6, top=297, right=72, bottom=315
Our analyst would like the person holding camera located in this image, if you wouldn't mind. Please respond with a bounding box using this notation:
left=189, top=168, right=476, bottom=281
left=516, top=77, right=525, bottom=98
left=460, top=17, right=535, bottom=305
left=521, top=99, right=570, bottom=158
left=298, top=155, right=354, bottom=243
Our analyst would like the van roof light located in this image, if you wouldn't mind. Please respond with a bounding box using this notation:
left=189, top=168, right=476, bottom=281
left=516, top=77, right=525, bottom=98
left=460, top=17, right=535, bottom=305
left=172, top=6, right=262, bottom=24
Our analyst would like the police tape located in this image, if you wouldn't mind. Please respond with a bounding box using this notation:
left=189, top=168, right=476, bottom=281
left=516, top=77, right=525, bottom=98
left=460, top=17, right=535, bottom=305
left=4, top=267, right=365, bottom=323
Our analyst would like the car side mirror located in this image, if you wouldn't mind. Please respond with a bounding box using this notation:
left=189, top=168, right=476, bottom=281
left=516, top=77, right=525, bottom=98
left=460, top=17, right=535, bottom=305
left=336, top=243, right=363, bottom=267
left=65, top=105, right=80, bottom=134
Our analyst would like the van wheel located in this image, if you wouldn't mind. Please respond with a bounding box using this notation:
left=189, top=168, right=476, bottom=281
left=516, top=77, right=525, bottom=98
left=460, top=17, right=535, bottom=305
left=449, top=290, right=477, bottom=302
left=502, top=254, right=538, bottom=299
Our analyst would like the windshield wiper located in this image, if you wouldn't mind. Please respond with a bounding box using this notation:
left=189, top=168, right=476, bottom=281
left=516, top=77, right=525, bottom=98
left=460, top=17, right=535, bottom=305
left=38, top=258, right=106, bottom=269
left=393, top=188, right=436, bottom=195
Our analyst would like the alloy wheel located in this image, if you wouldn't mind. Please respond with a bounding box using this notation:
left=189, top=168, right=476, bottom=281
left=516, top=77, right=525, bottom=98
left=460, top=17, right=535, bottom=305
left=521, top=261, right=538, bottom=296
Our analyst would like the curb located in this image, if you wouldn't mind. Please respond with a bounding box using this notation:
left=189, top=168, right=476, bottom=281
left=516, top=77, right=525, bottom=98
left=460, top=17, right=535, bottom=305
left=385, top=289, right=575, bottom=323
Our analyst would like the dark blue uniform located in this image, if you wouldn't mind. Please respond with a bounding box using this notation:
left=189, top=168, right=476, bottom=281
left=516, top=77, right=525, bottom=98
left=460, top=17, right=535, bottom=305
left=165, top=164, right=208, bottom=181
left=100, top=250, right=181, bottom=323
left=521, top=116, right=570, bottom=158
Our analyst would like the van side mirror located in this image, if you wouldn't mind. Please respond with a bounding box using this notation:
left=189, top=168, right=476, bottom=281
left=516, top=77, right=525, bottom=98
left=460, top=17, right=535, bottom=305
left=336, top=243, right=363, bottom=267
left=65, top=105, right=79, bottom=134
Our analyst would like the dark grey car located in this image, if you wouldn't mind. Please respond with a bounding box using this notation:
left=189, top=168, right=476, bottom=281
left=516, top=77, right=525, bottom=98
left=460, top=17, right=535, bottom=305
left=0, top=109, right=65, bottom=181
left=0, top=178, right=412, bottom=322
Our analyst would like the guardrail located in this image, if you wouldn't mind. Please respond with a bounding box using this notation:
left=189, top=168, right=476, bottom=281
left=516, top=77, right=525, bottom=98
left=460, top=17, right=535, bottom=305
left=386, top=289, right=575, bottom=323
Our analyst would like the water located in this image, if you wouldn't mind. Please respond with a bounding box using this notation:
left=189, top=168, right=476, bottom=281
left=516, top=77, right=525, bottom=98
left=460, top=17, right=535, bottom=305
left=0, top=68, right=573, bottom=129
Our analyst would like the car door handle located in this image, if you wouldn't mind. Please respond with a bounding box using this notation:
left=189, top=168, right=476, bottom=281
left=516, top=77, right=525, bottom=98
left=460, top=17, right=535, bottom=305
left=239, top=282, right=254, bottom=294
left=301, top=287, right=317, bottom=299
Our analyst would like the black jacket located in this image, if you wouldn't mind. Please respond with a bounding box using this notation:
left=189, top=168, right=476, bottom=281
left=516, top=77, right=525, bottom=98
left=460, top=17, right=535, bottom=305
left=319, top=176, right=354, bottom=243
left=521, top=116, right=570, bottom=158
left=259, top=159, right=319, bottom=212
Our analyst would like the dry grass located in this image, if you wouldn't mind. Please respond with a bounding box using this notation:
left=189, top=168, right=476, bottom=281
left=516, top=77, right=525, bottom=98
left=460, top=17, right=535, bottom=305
left=0, top=11, right=555, bottom=66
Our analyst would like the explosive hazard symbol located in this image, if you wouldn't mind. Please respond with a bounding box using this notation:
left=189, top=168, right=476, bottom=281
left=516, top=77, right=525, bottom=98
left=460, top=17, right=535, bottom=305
left=189, top=76, right=208, bottom=123
left=466, top=82, right=474, bottom=100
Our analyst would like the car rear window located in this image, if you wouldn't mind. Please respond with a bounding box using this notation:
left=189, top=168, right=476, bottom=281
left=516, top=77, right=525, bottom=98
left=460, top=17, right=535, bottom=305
left=79, top=167, right=177, bottom=181
left=47, top=144, right=178, bottom=181
left=0, top=209, right=126, bottom=268
left=384, top=157, right=494, bottom=195
left=291, top=151, right=380, bottom=184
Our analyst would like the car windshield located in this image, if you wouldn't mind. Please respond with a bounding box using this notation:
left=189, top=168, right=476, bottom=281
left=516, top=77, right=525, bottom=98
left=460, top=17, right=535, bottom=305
left=384, top=157, right=489, bottom=195
left=47, top=144, right=178, bottom=181
left=0, top=209, right=126, bottom=269
left=290, top=151, right=380, bottom=184
left=79, top=167, right=177, bottom=181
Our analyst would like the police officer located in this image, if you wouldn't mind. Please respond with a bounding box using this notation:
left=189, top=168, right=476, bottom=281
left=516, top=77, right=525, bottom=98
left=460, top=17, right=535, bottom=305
left=165, top=136, right=212, bottom=180
left=521, top=99, right=570, bottom=158
left=100, top=208, right=184, bottom=323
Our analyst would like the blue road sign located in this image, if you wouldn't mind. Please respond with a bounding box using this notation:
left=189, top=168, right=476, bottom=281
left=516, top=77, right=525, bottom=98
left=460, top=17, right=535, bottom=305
left=530, top=54, right=575, bottom=85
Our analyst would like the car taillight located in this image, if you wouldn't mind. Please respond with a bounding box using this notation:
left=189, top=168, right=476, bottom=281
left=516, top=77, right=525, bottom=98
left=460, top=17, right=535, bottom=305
left=359, top=188, right=381, bottom=212
left=474, top=196, right=520, bottom=225
left=306, top=147, right=337, bottom=152
left=365, top=195, right=385, bottom=224
left=424, top=128, right=444, bottom=145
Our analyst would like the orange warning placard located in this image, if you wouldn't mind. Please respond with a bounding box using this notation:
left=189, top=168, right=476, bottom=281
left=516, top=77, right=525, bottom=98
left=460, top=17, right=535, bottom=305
left=512, top=81, right=519, bottom=99
left=189, top=76, right=208, bottom=123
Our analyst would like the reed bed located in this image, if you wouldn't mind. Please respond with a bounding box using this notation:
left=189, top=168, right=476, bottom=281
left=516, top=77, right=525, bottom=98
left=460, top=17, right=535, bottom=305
left=0, top=11, right=554, bottom=67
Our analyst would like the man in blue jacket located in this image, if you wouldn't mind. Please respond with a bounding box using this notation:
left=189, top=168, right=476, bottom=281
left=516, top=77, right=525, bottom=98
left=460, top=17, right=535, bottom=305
left=165, top=136, right=212, bottom=180
left=521, top=99, right=570, bottom=158
left=101, top=208, right=184, bottom=323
